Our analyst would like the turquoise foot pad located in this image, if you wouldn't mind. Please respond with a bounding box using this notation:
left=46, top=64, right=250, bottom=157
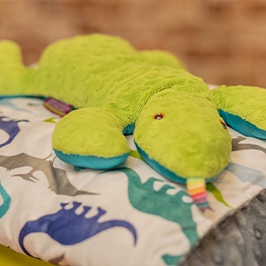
left=55, top=150, right=129, bottom=169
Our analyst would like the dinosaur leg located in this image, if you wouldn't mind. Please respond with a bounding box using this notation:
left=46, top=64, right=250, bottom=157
left=0, top=40, right=27, bottom=94
left=212, top=85, right=266, bottom=139
left=52, top=107, right=130, bottom=169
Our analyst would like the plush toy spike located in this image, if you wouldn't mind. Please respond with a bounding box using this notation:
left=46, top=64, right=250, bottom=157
left=187, top=178, right=210, bottom=212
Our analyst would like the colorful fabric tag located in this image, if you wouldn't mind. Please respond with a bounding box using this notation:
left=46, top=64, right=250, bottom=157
left=187, top=177, right=210, bottom=212
left=44, top=97, right=74, bottom=117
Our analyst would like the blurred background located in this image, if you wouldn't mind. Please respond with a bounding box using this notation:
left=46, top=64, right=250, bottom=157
left=1, top=0, right=266, bottom=87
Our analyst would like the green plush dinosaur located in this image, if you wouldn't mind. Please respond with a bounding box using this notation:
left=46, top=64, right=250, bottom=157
left=1, top=34, right=266, bottom=210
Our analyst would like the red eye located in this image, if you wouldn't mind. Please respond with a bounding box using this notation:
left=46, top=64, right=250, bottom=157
left=153, top=113, right=165, bottom=120
left=220, top=120, right=227, bottom=129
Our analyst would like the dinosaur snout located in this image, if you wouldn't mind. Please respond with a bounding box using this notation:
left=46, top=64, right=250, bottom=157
left=134, top=91, right=232, bottom=184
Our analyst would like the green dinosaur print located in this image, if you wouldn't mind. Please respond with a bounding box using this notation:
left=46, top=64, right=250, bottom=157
left=129, top=149, right=232, bottom=209
left=0, top=183, right=11, bottom=218
left=206, top=182, right=233, bottom=209
left=116, top=167, right=198, bottom=246
left=44, top=117, right=57, bottom=124
left=114, top=167, right=198, bottom=265
left=129, top=149, right=143, bottom=160
left=162, top=254, right=180, bottom=266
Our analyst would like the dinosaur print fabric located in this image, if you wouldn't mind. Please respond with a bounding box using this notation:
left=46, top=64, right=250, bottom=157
left=0, top=96, right=266, bottom=266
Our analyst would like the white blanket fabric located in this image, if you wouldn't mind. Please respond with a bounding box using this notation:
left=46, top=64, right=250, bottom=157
left=0, top=96, right=266, bottom=266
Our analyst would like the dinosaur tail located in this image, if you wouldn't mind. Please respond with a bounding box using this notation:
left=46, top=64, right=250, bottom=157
left=0, top=40, right=33, bottom=95
left=18, top=223, right=37, bottom=257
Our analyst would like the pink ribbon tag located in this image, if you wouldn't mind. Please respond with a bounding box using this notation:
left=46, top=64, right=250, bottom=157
left=44, top=97, right=74, bottom=117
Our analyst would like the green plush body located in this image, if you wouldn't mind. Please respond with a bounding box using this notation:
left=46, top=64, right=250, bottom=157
left=1, top=34, right=266, bottom=209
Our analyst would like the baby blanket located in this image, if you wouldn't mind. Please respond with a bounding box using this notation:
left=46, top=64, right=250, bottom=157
left=0, top=95, right=266, bottom=265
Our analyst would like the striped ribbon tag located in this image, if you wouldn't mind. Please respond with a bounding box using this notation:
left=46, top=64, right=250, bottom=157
left=187, top=177, right=211, bottom=212
left=44, top=97, right=74, bottom=117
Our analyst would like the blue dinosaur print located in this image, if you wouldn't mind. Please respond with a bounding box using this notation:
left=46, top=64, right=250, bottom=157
left=0, top=183, right=11, bottom=218
left=0, top=98, right=35, bottom=113
left=227, top=162, right=266, bottom=187
left=0, top=116, right=29, bottom=148
left=0, top=96, right=45, bottom=113
left=19, top=201, right=137, bottom=257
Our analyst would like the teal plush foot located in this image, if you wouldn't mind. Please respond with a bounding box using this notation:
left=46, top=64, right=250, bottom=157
left=212, top=85, right=266, bottom=139
left=52, top=107, right=130, bottom=169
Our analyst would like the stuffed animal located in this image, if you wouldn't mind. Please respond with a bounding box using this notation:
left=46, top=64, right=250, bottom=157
left=1, top=34, right=266, bottom=211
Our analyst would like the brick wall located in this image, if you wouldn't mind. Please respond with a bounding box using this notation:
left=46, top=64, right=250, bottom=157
left=1, top=0, right=266, bottom=87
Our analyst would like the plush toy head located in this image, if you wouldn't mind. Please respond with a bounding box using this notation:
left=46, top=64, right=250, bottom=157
left=1, top=34, right=266, bottom=211
left=134, top=89, right=231, bottom=182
